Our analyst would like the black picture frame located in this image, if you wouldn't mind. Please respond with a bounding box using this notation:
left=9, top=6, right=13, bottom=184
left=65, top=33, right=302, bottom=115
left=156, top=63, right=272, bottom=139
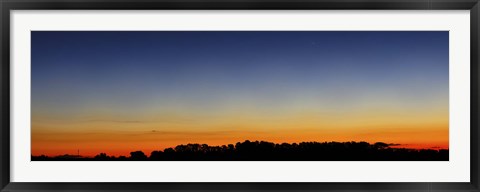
left=1, top=0, right=479, bottom=191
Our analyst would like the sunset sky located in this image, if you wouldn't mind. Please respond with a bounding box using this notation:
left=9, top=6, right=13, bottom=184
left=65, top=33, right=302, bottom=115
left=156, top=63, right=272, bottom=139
left=31, top=31, right=449, bottom=157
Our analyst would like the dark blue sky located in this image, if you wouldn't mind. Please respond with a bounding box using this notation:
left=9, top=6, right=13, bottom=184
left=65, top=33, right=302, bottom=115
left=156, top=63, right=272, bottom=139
left=31, top=31, right=448, bottom=120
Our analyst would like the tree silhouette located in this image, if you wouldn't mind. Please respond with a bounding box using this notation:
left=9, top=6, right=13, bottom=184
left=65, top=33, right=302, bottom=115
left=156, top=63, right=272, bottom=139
left=31, top=140, right=449, bottom=161
left=94, top=152, right=110, bottom=160
left=374, top=142, right=389, bottom=150
left=130, top=151, right=147, bottom=160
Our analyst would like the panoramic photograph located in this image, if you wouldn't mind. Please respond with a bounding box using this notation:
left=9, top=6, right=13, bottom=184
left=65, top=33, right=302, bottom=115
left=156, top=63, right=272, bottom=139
left=31, top=31, right=449, bottom=161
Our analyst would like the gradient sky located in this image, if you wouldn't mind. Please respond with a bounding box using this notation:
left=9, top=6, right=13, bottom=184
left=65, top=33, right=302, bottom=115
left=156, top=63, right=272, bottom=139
left=31, top=31, right=449, bottom=157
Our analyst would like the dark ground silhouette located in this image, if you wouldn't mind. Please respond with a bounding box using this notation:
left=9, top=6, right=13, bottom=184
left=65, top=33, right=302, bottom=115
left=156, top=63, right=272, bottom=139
left=31, top=140, right=448, bottom=161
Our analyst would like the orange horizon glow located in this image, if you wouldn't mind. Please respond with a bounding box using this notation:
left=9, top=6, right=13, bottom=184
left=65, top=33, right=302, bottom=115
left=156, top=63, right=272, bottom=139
left=32, top=116, right=449, bottom=157
left=32, top=102, right=449, bottom=157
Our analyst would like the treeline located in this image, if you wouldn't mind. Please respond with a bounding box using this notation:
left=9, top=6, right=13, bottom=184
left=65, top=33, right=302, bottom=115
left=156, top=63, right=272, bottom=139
left=31, top=140, right=448, bottom=161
